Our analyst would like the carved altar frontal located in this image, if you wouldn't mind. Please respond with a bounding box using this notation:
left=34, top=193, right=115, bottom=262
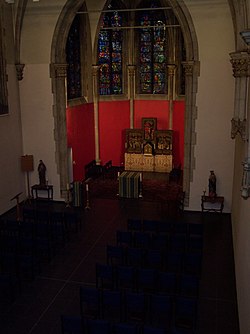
left=124, top=118, right=173, bottom=173
left=125, top=153, right=172, bottom=172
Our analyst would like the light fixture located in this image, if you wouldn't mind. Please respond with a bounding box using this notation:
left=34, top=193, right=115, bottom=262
left=240, top=30, right=250, bottom=46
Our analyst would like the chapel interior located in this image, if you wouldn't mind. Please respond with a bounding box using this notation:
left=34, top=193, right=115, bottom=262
left=0, top=0, right=250, bottom=333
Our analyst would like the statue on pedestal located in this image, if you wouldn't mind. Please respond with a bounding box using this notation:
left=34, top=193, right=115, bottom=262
left=209, top=170, right=217, bottom=197
left=38, top=160, right=46, bottom=186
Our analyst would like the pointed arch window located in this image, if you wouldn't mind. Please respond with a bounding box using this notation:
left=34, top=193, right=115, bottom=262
left=98, top=3, right=123, bottom=95
left=66, top=15, right=82, bottom=100
left=138, top=5, right=167, bottom=94
left=136, top=0, right=186, bottom=97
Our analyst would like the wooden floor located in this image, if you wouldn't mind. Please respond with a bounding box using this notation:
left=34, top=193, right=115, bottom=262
left=0, top=194, right=239, bottom=334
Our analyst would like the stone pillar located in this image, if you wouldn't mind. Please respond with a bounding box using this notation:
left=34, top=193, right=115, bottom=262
left=92, top=65, right=101, bottom=164
left=167, top=64, right=176, bottom=130
left=182, top=60, right=199, bottom=204
left=128, top=65, right=136, bottom=129
left=50, top=63, right=68, bottom=196
left=230, top=51, right=249, bottom=140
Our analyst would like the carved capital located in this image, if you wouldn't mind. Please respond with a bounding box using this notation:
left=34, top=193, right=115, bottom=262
left=15, top=63, right=25, bottom=81
left=127, top=65, right=136, bottom=76
left=167, top=64, right=176, bottom=76
left=92, top=65, right=99, bottom=77
left=230, top=51, right=250, bottom=77
left=231, top=117, right=247, bottom=140
left=182, top=61, right=194, bottom=76
left=51, top=63, right=68, bottom=78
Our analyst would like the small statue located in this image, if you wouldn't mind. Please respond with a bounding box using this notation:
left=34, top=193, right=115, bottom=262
left=209, top=170, right=217, bottom=197
left=38, top=160, right=47, bottom=185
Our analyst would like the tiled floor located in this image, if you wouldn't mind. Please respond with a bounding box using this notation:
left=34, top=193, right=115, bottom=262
left=0, top=197, right=239, bottom=334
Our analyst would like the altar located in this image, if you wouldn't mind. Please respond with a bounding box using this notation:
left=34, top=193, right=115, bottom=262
left=119, top=171, right=140, bottom=198
left=124, top=118, right=173, bottom=173
left=125, top=153, right=172, bottom=172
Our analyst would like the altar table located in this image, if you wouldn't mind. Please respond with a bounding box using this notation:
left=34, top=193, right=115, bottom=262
left=119, top=171, right=140, bottom=198
left=201, top=195, right=224, bottom=213
left=31, top=184, right=53, bottom=200
left=124, top=153, right=172, bottom=172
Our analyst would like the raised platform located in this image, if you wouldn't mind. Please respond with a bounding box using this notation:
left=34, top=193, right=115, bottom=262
left=88, top=171, right=181, bottom=203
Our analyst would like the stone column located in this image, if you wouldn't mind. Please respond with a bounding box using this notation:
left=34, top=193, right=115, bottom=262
left=167, top=64, right=176, bottom=130
left=128, top=65, right=136, bottom=129
left=230, top=51, right=249, bottom=140
left=182, top=60, right=199, bottom=204
left=50, top=63, right=68, bottom=196
left=92, top=65, right=101, bottom=164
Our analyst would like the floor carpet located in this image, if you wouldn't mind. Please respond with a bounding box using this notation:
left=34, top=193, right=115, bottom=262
left=88, top=175, right=183, bottom=203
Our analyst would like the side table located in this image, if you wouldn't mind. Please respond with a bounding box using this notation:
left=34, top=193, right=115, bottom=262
left=31, top=184, right=53, bottom=200
left=201, top=195, right=224, bottom=213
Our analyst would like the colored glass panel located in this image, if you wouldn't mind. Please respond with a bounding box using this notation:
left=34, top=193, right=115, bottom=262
left=138, top=3, right=167, bottom=94
left=141, top=64, right=151, bottom=72
left=98, top=4, right=123, bottom=95
left=66, top=16, right=81, bottom=99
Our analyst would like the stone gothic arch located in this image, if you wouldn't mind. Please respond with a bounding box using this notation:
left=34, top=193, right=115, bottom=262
left=50, top=0, right=199, bottom=205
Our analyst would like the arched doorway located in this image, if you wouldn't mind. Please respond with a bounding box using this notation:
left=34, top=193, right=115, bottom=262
left=50, top=0, right=199, bottom=206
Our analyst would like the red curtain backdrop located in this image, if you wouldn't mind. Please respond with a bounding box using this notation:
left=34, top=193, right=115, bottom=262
left=134, top=100, right=170, bottom=129
left=66, top=100, right=185, bottom=180
left=66, top=103, right=95, bottom=181
left=99, top=100, right=130, bottom=166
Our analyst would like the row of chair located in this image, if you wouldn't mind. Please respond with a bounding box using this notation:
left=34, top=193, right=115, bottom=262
left=96, top=263, right=200, bottom=295
left=0, top=207, right=81, bottom=300
left=127, top=219, right=204, bottom=237
left=23, top=207, right=81, bottom=233
left=61, top=316, right=196, bottom=334
left=1, top=210, right=80, bottom=242
left=79, top=287, right=197, bottom=330
left=106, top=245, right=202, bottom=275
left=116, top=230, right=203, bottom=253
left=0, top=220, right=66, bottom=262
left=84, top=159, right=120, bottom=181
left=60, top=218, right=202, bottom=333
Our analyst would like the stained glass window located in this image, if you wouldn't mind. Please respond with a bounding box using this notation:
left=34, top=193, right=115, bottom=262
left=179, top=32, right=186, bottom=95
left=138, top=6, right=167, bottom=94
left=98, top=5, right=123, bottom=95
left=66, top=16, right=82, bottom=100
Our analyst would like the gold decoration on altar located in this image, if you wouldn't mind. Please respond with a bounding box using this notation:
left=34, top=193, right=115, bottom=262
left=124, top=117, right=173, bottom=173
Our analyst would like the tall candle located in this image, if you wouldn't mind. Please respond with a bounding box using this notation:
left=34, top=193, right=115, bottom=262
left=118, top=172, right=120, bottom=177
left=140, top=173, right=142, bottom=182
left=86, top=183, right=89, bottom=192
left=66, top=183, right=69, bottom=191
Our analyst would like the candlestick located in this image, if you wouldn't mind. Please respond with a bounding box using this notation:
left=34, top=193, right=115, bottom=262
left=65, top=187, right=71, bottom=208
left=85, top=183, right=90, bottom=210
left=139, top=173, right=143, bottom=198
